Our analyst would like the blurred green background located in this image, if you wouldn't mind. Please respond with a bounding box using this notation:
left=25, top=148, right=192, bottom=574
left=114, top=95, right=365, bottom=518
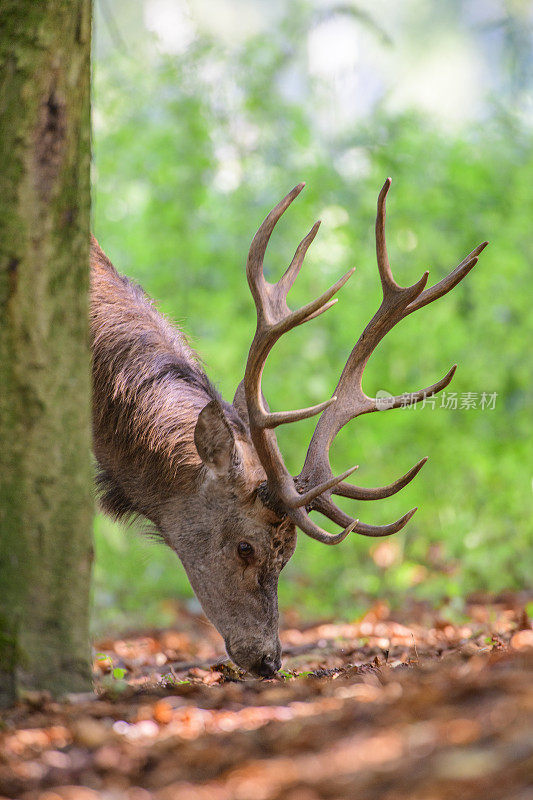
left=91, top=0, right=532, bottom=633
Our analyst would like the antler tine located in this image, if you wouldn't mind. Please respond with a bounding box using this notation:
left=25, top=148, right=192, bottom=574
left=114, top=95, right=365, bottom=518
left=288, top=506, right=359, bottom=544
left=303, top=298, right=339, bottom=323
left=376, top=177, right=399, bottom=293
left=334, top=457, right=428, bottom=501
left=279, top=220, right=321, bottom=294
left=405, top=241, right=488, bottom=315
left=314, top=495, right=418, bottom=538
left=368, top=364, right=457, bottom=414
left=272, top=267, right=355, bottom=341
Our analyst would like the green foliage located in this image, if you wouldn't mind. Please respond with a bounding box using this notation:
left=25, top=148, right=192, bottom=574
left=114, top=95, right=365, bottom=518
left=95, top=653, right=126, bottom=682
left=91, top=14, right=532, bottom=632
left=92, top=516, right=193, bottom=634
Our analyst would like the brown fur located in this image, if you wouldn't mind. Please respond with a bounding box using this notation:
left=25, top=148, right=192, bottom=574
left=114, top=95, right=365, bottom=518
left=90, top=236, right=245, bottom=523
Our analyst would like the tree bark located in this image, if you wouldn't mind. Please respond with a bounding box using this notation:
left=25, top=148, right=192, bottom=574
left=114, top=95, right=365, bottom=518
left=0, top=0, right=93, bottom=705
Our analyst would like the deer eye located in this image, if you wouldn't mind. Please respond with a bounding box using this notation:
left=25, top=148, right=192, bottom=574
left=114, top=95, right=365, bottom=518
left=237, top=541, right=254, bottom=560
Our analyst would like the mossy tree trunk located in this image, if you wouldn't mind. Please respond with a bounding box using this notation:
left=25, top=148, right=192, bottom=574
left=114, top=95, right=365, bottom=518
left=0, top=0, right=93, bottom=706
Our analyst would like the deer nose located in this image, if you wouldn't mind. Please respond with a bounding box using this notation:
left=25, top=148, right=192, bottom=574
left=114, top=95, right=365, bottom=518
left=256, top=654, right=280, bottom=678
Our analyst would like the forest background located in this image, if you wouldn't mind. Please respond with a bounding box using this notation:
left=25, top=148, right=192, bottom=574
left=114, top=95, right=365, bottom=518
left=91, top=0, right=532, bottom=634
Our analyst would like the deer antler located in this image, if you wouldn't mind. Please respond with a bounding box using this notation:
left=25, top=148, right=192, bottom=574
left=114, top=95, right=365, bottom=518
left=234, top=184, right=359, bottom=544
left=235, top=180, right=487, bottom=543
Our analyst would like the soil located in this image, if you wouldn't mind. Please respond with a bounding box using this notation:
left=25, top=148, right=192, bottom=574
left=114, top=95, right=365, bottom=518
left=1, top=596, right=532, bottom=800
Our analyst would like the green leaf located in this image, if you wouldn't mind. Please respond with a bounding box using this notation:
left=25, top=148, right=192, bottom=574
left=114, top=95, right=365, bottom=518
left=112, top=667, right=127, bottom=680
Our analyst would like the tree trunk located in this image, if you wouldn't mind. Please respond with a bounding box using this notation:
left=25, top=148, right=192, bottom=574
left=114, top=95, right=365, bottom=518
left=0, top=0, right=93, bottom=706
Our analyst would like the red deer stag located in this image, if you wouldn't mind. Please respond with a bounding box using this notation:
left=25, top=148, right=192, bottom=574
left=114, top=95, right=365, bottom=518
left=91, top=179, right=487, bottom=677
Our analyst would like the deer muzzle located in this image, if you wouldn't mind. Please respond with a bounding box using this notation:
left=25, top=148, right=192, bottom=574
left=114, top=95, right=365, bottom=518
left=225, top=638, right=282, bottom=678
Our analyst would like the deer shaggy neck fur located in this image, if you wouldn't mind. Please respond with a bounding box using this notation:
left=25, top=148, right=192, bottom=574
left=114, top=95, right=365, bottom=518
left=90, top=237, right=244, bottom=525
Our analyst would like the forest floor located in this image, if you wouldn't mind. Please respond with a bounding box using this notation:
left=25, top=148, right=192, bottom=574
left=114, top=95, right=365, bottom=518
left=1, top=595, right=532, bottom=800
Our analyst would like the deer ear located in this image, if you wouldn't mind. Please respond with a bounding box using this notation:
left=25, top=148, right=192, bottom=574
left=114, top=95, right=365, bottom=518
left=232, top=380, right=249, bottom=426
left=194, top=400, right=237, bottom=476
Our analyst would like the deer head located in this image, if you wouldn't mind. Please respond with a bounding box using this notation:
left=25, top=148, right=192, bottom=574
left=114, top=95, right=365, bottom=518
left=92, top=179, right=487, bottom=677
left=158, top=397, right=297, bottom=678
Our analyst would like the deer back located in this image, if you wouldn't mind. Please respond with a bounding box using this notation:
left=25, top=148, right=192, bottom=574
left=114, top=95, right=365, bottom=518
left=90, top=237, right=230, bottom=523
